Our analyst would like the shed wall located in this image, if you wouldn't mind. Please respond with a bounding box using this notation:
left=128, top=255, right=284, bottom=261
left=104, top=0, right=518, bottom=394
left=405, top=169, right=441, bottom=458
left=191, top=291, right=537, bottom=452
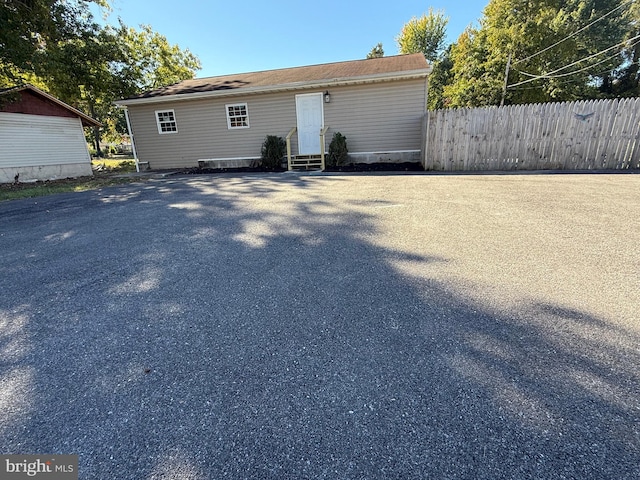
left=0, top=113, right=92, bottom=182
left=127, top=78, right=426, bottom=169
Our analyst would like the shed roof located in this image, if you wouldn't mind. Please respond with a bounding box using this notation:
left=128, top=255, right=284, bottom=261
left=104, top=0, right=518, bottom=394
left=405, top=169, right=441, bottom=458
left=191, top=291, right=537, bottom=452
left=117, top=53, right=430, bottom=106
left=0, top=84, right=101, bottom=127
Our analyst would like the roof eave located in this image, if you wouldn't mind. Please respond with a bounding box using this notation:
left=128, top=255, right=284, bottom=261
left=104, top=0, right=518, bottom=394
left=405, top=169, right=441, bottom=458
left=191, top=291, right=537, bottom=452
left=115, top=68, right=432, bottom=107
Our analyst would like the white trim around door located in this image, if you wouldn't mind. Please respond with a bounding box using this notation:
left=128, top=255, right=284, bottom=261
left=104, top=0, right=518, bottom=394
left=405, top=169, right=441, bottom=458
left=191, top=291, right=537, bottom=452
left=295, top=93, right=324, bottom=155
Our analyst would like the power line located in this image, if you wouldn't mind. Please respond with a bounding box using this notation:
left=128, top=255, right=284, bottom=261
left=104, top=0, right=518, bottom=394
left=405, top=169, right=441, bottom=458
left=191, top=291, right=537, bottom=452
left=510, top=62, right=639, bottom=90
left=508, top=34, right=640, bottom=88
left=513, top=0, right=636, bottom=65
left=518, top=38, right=640, bottom=78
left=522, top=48, right=633, bottom=80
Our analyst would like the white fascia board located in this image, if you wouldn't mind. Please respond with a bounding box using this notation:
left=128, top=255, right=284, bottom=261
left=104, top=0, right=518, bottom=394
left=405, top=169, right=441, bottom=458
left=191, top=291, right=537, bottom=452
left=114, top=68, right=432, bottom=107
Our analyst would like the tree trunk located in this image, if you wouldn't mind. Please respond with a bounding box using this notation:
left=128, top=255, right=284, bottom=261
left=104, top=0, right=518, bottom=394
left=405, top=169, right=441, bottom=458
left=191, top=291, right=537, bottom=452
left=93, top=125, right=101, bottom=157
left=89, top=101, right=102, bottom=157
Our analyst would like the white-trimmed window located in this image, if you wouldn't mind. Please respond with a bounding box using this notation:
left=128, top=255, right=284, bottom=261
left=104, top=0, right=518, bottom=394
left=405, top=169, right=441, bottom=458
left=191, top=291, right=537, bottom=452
left=155, top=109, right=178, bottom=134
left=226, top=103, right=249, bottom=129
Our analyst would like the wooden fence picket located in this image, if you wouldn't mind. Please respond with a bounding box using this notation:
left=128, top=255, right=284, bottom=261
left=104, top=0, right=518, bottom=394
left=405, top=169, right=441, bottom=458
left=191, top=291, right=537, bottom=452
left=424, top=98, right=640, bottom=171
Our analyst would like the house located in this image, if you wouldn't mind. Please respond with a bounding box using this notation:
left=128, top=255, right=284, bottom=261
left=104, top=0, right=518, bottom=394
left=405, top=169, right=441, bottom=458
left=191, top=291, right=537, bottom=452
left=115, top=54, right=431, bottom=170
left=0, top=84, right=100, bottom=183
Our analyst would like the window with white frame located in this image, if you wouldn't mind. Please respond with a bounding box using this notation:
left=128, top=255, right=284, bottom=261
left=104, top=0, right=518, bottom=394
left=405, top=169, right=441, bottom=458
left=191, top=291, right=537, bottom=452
left=225, top=103, right=249, bottom=129
left=155, top=109, right=177, bottom=134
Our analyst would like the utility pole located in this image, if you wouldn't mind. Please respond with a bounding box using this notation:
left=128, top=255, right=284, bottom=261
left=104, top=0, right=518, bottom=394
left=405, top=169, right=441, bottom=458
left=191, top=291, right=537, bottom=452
left=501, top=52, right=512, bottom=107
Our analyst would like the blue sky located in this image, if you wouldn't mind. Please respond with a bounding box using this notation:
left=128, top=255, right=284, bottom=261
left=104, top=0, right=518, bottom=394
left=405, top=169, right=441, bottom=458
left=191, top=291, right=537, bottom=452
left=105, top=0, right=489, bottom=78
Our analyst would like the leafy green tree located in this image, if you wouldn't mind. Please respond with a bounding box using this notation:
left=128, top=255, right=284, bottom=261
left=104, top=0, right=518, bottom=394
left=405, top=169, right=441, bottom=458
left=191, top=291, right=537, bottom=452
left=44, top=21, right=200, bottom=154
left=443, top=26, right=503, bottom=107
left=0, top=1, right=201, bottom=155
left=42, top=25, right=128, bottom=154
left=0, top=0, right=108, bottom=84
left=444, top=0, right=633, bottom=107
left=606, top=0, right=640, bottom=97
left=396, top=9, right=448, bottom=62
left=427, top=45, right=455, bottom=110
left=114, top=22, right=201, bottom=92
left=366, top=43, right=384, bottom=59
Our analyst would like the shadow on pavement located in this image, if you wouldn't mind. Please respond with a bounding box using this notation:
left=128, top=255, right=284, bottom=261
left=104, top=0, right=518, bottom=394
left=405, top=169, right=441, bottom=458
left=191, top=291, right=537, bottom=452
left=0, top=174, right=638, bottom=479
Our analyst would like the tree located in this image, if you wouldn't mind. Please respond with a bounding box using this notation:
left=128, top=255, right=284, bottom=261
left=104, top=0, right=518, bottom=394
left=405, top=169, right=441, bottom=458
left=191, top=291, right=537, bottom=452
left=114, top=22, right=201, bottom=92
left=442, top=25, right=505, bottom=107
left=42, top=24, right=131, bottom=155
left=366, top=43, right=384, bottom=59
left=606, top=0, right=640, bottom=97
left=43, top=21, right=200, bottom=154
left=0, top=0, right=108, bottom=84
left=443, top=0, right=633, bottom=107
left=427, top=45, right=454, bottom=110
left=396, top=9, right=448, bottom=62
left=0, top=1, right=201, bottom=155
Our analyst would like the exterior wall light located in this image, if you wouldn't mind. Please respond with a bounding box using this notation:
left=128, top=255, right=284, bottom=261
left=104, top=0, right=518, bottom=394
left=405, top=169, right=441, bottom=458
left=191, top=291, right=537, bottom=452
left=324, top=91, right=331, bottom=103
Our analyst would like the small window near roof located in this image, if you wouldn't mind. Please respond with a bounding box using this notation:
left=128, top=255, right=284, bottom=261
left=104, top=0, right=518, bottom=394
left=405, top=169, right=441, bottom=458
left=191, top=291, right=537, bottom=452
left=226, top=103, right=249, bottom=129
left=155, top=109, right=177, bottom=134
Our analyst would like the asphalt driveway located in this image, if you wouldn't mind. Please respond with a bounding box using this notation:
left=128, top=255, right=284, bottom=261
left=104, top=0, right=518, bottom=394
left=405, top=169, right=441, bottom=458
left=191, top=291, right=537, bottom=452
left=1, top=172, right=639, bottom=479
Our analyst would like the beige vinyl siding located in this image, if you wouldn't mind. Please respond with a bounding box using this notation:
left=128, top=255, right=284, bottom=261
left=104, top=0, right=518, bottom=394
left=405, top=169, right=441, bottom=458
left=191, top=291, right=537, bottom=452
left=128, top=92, right=298, bottom=169
left=126, top=78, right=426, bottom=169
left=324, top=79, right=426, bottom=153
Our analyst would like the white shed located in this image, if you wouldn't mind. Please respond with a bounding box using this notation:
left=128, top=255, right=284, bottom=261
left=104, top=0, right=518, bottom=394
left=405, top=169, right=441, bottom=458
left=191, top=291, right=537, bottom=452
left=0, top=85, right=100, bottom=183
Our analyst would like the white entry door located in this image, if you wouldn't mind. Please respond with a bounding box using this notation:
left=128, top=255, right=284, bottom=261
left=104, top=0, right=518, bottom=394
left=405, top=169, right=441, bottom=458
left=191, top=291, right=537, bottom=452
left=296, top=93, right=324, bottom=155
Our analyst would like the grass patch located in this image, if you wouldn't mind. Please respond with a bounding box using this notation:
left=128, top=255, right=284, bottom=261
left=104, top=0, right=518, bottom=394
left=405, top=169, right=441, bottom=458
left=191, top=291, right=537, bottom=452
left=0, top=174, right=144, bottom=202
left=92, top=159, right=137, bottom=172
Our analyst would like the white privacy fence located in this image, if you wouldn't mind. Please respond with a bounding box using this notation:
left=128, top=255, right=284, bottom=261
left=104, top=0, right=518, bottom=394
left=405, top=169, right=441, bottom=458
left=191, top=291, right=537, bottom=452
left=423, top=98, right=640, bottom=171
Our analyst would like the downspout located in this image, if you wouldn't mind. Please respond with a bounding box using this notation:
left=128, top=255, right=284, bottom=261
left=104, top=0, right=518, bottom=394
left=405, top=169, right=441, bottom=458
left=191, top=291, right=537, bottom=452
left=122, top=107, right=140, bottom=173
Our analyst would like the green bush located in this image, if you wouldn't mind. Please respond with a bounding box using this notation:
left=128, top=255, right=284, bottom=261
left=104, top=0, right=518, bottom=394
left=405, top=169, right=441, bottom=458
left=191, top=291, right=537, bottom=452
left=328, top=132, right=348, bottom=167
left=260, top=135, right=286, bottom=170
